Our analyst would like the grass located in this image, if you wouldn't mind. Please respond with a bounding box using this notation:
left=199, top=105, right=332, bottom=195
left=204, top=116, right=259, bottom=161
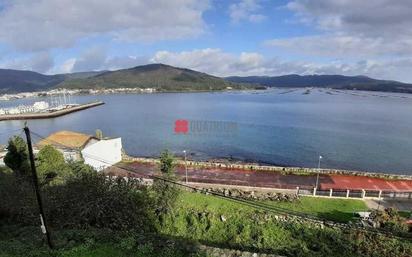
left=0, top=226, right=199, bottom=257
left=0, top=242, right=192, bottom=257
left=159, top=191, right=411, bottom=256
left=399, top=211, right=412, bottom=218
left=0, top=191, right=409, bottom=257
left=178, top=191, right=368, bottom=223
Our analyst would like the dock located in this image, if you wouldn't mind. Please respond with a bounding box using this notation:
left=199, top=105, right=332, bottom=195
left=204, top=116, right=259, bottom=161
left=0, top=101, right=104, bottom=121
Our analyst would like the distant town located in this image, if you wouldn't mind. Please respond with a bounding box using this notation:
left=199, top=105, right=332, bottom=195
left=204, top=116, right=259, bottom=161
left=0, top=87, right=157, bottom=102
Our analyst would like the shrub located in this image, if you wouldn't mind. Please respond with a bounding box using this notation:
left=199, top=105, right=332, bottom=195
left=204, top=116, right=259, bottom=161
left=0, top=165, right=155, bottom=232
left=0, top=171, right=37, bottom=225
left=3, top=136, right=30, bottom=177
left=43, top=171, right=155, bottom=231
left=152, top=150, right=180, bottom=217
left=37, top=145, right=73, bottom=186
left=370, top=208, right=409, bottom=234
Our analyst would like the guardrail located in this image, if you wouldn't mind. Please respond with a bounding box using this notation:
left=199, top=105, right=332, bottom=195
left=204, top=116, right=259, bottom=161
left=296, top=187, right=412, bottom=200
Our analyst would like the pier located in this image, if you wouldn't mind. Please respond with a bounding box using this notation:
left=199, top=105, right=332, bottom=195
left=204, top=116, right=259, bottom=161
left=0, top=101, right=104, bottom=121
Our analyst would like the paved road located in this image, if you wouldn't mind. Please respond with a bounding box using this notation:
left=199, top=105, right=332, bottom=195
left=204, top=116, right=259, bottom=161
left=106, top=162, right=412, bottom=192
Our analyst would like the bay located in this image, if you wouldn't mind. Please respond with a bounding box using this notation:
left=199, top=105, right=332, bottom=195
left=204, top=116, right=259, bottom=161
left=1, top=88, right=412, bottom=174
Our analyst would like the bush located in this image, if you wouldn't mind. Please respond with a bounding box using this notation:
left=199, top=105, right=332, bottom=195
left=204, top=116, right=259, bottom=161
left=0, top=171, right=37, bottom=225
left=43, top=171, right=155, bottom=231
left=3, top=136, right=30, bottom=177
left=37, top=145, right=73, bottom=186
left=152, top=150, right=180, bottom=217
left=370, top=208, right=409, bottom=234
left=0, top=166, right=155, bottom=232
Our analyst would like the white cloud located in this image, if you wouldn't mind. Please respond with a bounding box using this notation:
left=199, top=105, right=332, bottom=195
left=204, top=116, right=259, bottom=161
left=71, top=47, right=107, bottom=73
left=27, top=52, right=54, bottom=73
left=149, top=48, right=318, bottom=76
left=54, top=58, right=76, bottom=74
left=229, top=0, right=266, bottom=23
left=264, top=1, right=412, bottom=72
left=0, top=0, right=209, bottom=51
left=150, top=48, right=412, bottom=82
left=287, top=0, right=412, bottom=38
left=0, top=52, right=54, bottom=73
left=56, top=47, right=148, bottom=73
left=4, top=47, right=411, bottom=82
left=265, top=35, right=412, bottom=58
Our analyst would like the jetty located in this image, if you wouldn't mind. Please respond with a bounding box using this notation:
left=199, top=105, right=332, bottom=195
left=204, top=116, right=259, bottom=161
left=0, top=101, right=104, bottom=121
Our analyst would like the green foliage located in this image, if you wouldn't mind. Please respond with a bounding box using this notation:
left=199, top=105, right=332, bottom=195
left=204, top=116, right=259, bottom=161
left=370, top=208, right=409, bottom=234
left=4, top=136, right=30, bottom=177
left=68, top=161, right=96, bottom=175
left=1, top=143, right=410, bottom=257
left=159, top=150, right=174, bottom=175
left=58, top=64, right=251, bottom=91
left=0, top=226, right=202, bottom=257
left=43, top=171, right=155, bottom=231
left=0, top=171, right=37, bottom=225
left=266, top=196, right=368, bottom=222
left=152, top=150, right=180, bottom=217
left=159, top=191, right=412, bottom=257
left=1, top=159, right=153, bottom=231
left=37, top=145, right=73, bottom=186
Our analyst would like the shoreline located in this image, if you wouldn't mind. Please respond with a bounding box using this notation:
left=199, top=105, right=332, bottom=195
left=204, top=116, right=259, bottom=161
left=0, top=87, right=264, bottom=102
left=122, top=154, right=412, bottom=180
left=2, top=86, right=412, bottom=103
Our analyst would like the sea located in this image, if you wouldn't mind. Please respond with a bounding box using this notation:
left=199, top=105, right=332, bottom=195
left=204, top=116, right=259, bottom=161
left=1, top=88, right=412, bottom=174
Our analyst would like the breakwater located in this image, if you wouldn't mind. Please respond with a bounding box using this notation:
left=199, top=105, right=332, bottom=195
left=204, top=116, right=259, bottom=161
left=0, top=101, right=104, bottom=121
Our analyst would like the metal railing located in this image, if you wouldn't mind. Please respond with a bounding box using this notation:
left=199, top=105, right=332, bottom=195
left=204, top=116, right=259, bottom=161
left=297, top=187, right=412, bottom=200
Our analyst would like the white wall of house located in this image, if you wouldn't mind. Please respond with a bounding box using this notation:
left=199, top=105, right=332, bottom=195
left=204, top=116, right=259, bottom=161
left=0, top=152, right=6, bottom=166
left=81, top=138, right=122, bottom=171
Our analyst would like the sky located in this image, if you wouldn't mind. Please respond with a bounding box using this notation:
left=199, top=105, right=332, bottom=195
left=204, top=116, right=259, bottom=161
left=1, top=0, right=412, bottom=82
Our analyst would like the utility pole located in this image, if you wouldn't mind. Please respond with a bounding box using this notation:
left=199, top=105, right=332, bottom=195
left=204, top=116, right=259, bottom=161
left=24, top=125, right=53, bottom=249
left=315, top=155, right=322, bottom=189
left=183, top=150, right=188, bottom=184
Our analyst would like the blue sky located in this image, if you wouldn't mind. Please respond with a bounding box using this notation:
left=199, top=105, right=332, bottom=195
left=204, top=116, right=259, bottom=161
left=1, top=0, right=412, bottom=82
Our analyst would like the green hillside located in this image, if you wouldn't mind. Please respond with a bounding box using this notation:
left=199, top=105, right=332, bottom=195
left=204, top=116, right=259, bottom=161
left=58, top=64, right=251, bottom=91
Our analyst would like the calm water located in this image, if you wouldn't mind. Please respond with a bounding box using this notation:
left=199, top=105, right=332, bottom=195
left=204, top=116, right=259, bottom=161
left=1, top=88, right=412, bottom=174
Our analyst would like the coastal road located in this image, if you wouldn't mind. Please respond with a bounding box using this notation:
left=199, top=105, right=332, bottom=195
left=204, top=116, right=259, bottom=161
left=106, top=161, right=412, bottom=193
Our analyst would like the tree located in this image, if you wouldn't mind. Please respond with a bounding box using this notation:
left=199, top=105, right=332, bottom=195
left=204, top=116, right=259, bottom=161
left=4, top=136, right=30, bottom=177
left=37, top=145, right=72, bottom=185
left=160, top=149, right=174, bottom=174
left=152, top=150, right=180, bottom=216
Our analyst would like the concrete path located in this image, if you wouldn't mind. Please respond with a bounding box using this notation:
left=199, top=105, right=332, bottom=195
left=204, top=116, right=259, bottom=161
left=365, top=199, right=412, bottom=212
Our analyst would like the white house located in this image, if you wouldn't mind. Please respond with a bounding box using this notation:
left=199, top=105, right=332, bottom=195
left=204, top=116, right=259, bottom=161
left=81, top=138, right=122, bottom=171
left=37, top=130, right=122, bottom=171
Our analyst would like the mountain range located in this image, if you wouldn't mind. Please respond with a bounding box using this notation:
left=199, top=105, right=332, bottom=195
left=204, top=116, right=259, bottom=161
left=58, top=64, right=245, bottom=91
left=226, top=75, right=412, bottom=94
left=1, top=64, right=412, bottom=94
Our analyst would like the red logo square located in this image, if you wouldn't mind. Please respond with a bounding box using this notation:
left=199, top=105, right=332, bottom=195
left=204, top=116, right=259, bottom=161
left=175, top=119, right=188, bottom=134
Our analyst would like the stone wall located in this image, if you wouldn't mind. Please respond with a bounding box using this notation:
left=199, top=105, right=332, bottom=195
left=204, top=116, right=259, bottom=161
left=200, top=187, right=299, bottom=202
left=197, top=245, right=284, bottom=257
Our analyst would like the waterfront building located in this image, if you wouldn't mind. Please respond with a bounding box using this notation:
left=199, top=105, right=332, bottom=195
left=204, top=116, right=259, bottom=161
left=81, top=138, right=123, bottom=171
left=37, top=130, right=122, bottom=171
